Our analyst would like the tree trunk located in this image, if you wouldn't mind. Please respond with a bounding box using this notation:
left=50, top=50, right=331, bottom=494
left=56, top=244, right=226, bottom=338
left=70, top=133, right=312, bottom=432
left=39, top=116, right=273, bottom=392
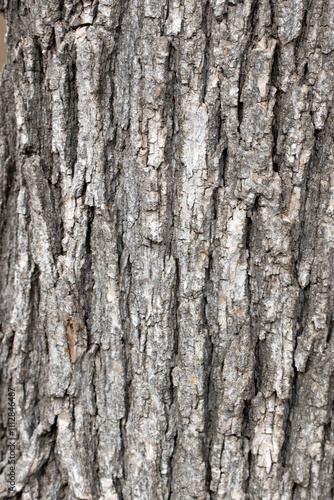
left=0, top=1, right=334, bottom=499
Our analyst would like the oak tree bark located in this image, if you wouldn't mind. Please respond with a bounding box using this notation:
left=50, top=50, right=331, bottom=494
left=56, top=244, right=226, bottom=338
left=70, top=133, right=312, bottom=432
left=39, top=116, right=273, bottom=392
left=0, top=0, right=334, bottom=499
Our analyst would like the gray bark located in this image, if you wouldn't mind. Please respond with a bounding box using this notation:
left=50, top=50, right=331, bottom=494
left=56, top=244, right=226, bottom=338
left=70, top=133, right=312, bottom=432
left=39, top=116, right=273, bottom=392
left=0, top=0, right=334, bottom=499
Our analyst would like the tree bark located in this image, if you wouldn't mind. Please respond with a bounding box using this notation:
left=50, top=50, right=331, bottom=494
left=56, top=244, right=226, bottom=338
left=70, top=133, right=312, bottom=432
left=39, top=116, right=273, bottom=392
left=0, top=0, right=334, bottom=499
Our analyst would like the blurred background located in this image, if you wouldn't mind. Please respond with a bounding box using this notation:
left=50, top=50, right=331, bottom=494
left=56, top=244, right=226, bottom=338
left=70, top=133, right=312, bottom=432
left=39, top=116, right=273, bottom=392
left=0, top=15, right=7, bottom=70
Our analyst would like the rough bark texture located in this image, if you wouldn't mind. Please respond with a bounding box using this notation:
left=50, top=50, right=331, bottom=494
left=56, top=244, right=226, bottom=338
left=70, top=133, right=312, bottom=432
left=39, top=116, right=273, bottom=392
left=0, top=0, right=334, bottom=499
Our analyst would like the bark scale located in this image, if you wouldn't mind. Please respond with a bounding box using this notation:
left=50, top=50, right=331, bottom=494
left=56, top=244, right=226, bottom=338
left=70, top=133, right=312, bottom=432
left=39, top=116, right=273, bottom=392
left=0, top=0, right=334, bottom=499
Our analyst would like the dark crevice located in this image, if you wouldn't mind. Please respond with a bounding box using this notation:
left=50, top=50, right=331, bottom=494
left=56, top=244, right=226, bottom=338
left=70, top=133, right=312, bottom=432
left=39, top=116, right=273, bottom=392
left=92, top=0, right=99, bottom=23
left=253, top=337, right=262, bottom=394
left=47, top=168, right=64, bottom=259
left=295, top=284, right=310, bottom=337
left=29, top=262, right=41, bottom=322
left=281, top=329, right=303, bottom=468
left=58, top=0, right=65, bottom=19
left=293, top=123, right=329, bottom=338
left=70, top=23, right=93, bottom=31
left=160, top=0, right=170, bottom=35
left=25, top=262, right=46, bottom=422
left=204, top=176, right=220, bottom=495
left=69, top=396, right=76, bottom=432
left=280, top=368, right=298, bottom=468
left=114, top=475, right=124, bottom=500
left=2, top=156, right=16, bottom=210
left=279, top=281, right=309, bottom=467
left=108, top=0, right=129, bottom=129
left=165, top=256, right=180, bottom=498
left=82, top=206, right=94, bottom=347
left=215, top=85, right=222, bottom=146
left=294, top=8, right=308, bottom=66
left=293, top=126, right=324, bottom=282
left=237, top=101, right=243, bottom=133
left=167, top=430, right=178, bottom=500
left=242, top=399, right=252, bottom=438
left=0, top=60, right=17, bottom=223
left=268, top=0, right=276, bottom=31
left=90, top=346, right=99, bottom=415
left=200, top=0, right=211, bottom=104
left=243, top=445, right=252, bottom=495
left=203, top=252, right=214, bottom=497
left=242, top=401, right=252, bottom=493
left=35, top=420, right=58, bottom=492
left=292, top=482, right=298, bottom=499
left=30, top=38, right=47, bottom=159
left=105, top=158, right=122, bottom=209
left=271, top=44, right=281, bottom=173
left=244, top=205, right=253, bottom=302
left=120, top=253, right=132, bottom=387
left=116, top=209, right=124, bottom=274
left=211, top=148, right=226, bottom=222
left=220, top=145, right=227, bottom=181
left=173, top=257, right=180, bottom=359
left=302, top=61, right=309, bottom=84
left=163, top=41, right=177, bottom=259
left=65, top=48, right=78, bottom=176
left=245, top=196, right=260, bottom=396
left=326, top=312, right=333, bottom=345
left=99, top=16, right=122, bottom=204
left=237, top=0, right=258, bottom=131
left=322, top=417, right=332, bottom=460
left=117, top=248, right=132, bottom=492
left=245, top=196, right=259, bottom=257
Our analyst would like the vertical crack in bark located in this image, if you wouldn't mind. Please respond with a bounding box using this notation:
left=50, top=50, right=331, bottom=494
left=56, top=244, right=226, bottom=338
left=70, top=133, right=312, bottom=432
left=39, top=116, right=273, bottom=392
left=114, top=473, right=124, bottom=500
left=243, top=420, right=253, bottom=496
left=279, top=283, right=310, bottom=468
left=24, top=37, right=46, bottom=158
left=326, top=305, right=333, bottom=345
left=245, top=197, right=262, bottom=395
left=82, top=206, right=94, bottom=347
left=35, top=418, right=58, bottom=496
left=295, top=134, right=317, bottom=269
left=163, top=41, right=177, bottom=259
left=172, top=257, right=180, bottom=362
left=237, top=0, right=258, bottom=133
left=245, top=196, right=258, bottom=313
left=203, top=148, right=224, bottom=496
left=268, top=0, right=276, bottom=31
left=295, top=124, right=325, bottom=281
left=203, top=250, right=213, bottom=497
left=166, top=256, right=180, bottom=498
left=90, top=346, right=100, bottom=494
left=218, top=148, right=228, bottom=189
left=293, top=8, right=308, bottom=68
left=200, top=0, right=211, bottom=104
left=167, top=430, right=178, bottom=500
left=2, top=0, right=334, bottom=497
left=108, top=0, right=129, bottom=130
left=161, top=40, right=181, bottom=497
left=280, top=115, right=329, bottom=474
left=117, top=249, right=132, bottom=493
left=160, top=0, right=170, bottom=35
left=271, top=43, right=281, bottom=174
left=243, top=196, right=260, bottom=493
left=1, top=157, right=16, bottom=217
left=65, top=47, right=78, bottom=177
left=67, top=318, right=76, bottom=363
left=215, top=83, right=222, bottom=146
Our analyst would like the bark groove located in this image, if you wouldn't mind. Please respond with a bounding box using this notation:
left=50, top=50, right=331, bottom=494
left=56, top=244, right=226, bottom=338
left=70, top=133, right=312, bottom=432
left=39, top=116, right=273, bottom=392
left=0, top=0, right=334, bottom=499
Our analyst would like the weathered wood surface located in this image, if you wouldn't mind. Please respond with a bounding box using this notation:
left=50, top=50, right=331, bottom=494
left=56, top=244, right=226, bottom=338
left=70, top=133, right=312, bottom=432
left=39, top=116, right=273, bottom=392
left=0, top=0, right=334, bottom=498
